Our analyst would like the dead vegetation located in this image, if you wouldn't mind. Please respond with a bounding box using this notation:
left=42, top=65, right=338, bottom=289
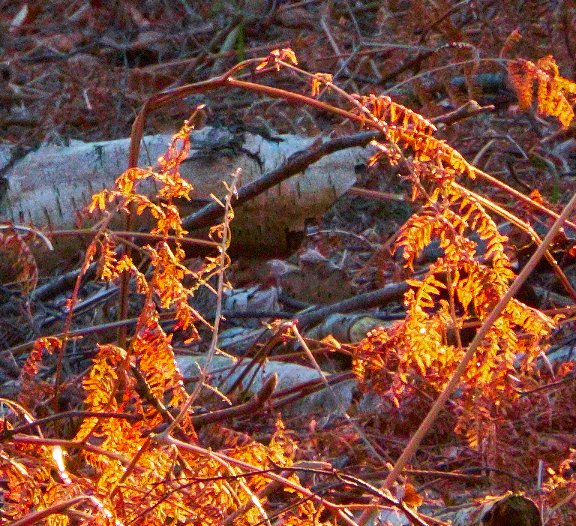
left=1, top=2, right=576, bottom=525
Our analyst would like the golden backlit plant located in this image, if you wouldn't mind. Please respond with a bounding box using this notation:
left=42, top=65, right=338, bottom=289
left=352, top=55, right=576, bottom=445
left=0, top=114, right=337, bottom=525
left=1, top=50, right=576, bottom=524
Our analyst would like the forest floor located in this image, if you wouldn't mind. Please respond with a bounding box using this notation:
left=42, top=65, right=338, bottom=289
left=1, top=2, right=576, bottom=525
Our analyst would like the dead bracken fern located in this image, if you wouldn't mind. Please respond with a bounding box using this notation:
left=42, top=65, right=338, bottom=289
left=350, top=54, right=575, bottom=447
left=0, top=116, right=336, bottom=525
left=508, top=55, right=576, bottom=126
left=0, top=223, right=47, bottom=295
left=1, top=49, right=576, bottom=524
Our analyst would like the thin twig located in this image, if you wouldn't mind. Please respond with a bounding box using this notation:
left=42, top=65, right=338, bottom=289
left=164, top=170, right=239, bottom=435
left=291, top=324, right=383, bottom=460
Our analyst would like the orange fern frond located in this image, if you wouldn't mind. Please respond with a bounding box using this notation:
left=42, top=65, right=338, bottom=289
left=0, top=223, right=39, bottom=294
left=507, top=59, right=538, bottom=110
left=18, top=337, right=62, bottom=411
left=508, top=55, right=576, bottom=126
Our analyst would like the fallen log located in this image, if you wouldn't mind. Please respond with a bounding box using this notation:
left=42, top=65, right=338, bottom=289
left=0, top=127, right=371, bottom=272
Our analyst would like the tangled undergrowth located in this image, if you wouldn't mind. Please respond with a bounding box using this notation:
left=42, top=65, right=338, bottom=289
left=1, top=49, right=576, bottom=525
